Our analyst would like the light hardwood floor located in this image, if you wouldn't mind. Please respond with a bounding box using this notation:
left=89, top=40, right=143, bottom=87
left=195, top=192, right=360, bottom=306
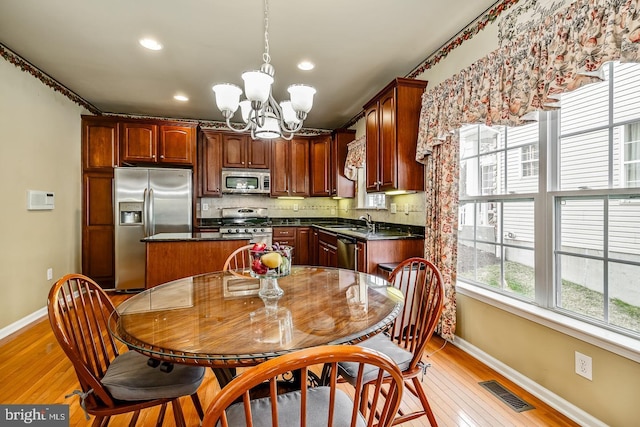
left=0, top=293, right=579, bottom=426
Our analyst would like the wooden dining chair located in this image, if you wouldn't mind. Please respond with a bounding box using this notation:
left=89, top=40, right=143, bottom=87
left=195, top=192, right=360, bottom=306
left=202, top=345, right=404, bottom=427
left=338, top=257, right=445, bottom=426
left=47, top=273, right=205, bottom=426
left=223, top=244, right=255, bottom=276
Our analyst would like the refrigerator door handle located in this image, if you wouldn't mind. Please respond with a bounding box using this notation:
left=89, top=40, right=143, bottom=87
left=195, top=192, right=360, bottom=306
left=149, top=188, right=155, bottom=236
left=142, top=188, right=149, bottom=237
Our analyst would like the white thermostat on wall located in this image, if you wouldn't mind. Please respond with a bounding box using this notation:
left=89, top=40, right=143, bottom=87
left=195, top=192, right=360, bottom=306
left=27, top=190, right=55, bottom=210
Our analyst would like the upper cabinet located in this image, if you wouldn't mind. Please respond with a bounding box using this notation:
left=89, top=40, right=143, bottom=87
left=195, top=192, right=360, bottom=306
left=271, top=137, right=309, bottom=197
left=364, top=78, right=428, bottom=192
left=331, top=129, right=356, bottom=198
left=199, top=130, right=222, bottom=197
left=120, top=121, right=196, bottom=165
left=222, top=133, right=270, bottom=169
left=310, top=135, right=332, bottom=196
left=82, top=116, right=119, bottom=170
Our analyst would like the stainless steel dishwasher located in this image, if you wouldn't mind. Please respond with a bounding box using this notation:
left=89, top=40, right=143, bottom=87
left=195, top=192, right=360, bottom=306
left=337, top=235, right=356, bottom=270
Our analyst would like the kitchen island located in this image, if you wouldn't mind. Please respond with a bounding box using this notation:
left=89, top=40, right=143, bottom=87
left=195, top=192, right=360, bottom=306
left=142, top=233, right=250, bottom=288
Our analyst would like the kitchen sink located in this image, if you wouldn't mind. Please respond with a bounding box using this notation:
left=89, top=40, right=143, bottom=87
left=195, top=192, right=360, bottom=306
left=320, top=224, right=413, bottom=238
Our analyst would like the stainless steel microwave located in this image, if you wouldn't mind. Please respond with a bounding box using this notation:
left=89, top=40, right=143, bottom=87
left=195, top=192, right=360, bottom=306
left=221, top=169, right=270, bottom=194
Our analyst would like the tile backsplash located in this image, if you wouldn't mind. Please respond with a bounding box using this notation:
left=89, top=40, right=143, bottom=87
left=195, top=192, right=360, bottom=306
left=197, top=195, right=338, bottom=219
left=197, top=192, right=426, bottom=226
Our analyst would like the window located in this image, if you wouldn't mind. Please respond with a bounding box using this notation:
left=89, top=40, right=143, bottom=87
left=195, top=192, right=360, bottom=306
left=458, top=123, right=538, bottom=301
left=521, top=144, right=539, bottom=178
left=458, top=62, right=640, bottom=338
left=355, top=168, right=386, bottom=209
left=623, top=122, right=640, bottom=187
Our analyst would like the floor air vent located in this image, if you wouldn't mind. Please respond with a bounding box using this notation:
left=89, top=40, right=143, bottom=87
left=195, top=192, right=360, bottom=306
left=479, top=380, right=535, bottom=412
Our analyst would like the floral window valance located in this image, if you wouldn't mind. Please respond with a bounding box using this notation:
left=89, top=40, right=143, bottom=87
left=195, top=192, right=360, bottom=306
left=344, top=136, right=366, bottom=181
left=415, top=0, right=640, bottom=164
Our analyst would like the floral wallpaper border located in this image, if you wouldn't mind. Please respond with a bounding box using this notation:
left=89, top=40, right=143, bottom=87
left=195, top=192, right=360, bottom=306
left=0, top=43, right=330, bottom=136
left=0, top=43, right=101, bottom=115
left=342, top=0, right=523, bottom=129
left=3, top=1, right=523, bottom=130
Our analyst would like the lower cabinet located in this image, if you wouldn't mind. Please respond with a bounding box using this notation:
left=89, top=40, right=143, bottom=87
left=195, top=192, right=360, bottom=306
left=317, top=230, right=338, bottom=268
left=310, top=227, right=424, bottom=275
left=356, top=241, right=367, bottom=273
left=145, top=239, right=249, bottom=288
left=357, top=239, right=424, bottom=275
left=82, top=171, right=115, bottom=287
left=272, top=226, right=311, bottom=265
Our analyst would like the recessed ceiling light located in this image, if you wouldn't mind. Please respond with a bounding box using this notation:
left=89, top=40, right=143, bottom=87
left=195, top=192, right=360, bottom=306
left=174, top=95, right=189, bottom=102
left=297, top=61, right=315, bottom=71
left=139, top=38, right=163, bottom=51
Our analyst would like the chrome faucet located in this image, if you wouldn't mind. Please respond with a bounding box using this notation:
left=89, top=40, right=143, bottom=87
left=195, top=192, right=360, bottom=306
left=359, top=213, right=376, bottom=233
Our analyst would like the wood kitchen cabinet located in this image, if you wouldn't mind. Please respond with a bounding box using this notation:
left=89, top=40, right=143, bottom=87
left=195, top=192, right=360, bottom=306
left=317, top=230, right=338, bottom=268
left=358, top=238, right=424, bottom=274
left=199, top=130, right=222, bottom=197
left=81, top=115, right=197, bottom=289
left=331, top=129, right=356, bottom=198
left=296, top=227, right=311, bottom=265
left=120, top=121, right=196, bottom=165
left=270, top=137, right=310, bottom=197
left=222, top=133, right=270, bottom=169
left=364, top=78, right=428, bottom=192
left=310, top=134, right=332, bottom=196
left=355, top=241, right=367, bottom=273
left=272, top=226, right=311, bottom=265
left=82, top=116, right=119, bottom=170
left=81, top=116, right=119, bottom=287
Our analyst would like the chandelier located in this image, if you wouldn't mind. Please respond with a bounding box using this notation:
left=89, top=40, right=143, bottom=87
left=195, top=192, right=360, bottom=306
left=212, top=0, right=316, bottom=140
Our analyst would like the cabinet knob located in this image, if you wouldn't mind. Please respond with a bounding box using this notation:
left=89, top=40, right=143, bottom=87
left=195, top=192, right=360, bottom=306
left=160, top=155, right=165, bottom=159
left=248, top=161, right=252, bottom=165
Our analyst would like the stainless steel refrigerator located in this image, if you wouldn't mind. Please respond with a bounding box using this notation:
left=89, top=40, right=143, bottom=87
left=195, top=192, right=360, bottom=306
left=114, top=167, right=192, bottom=290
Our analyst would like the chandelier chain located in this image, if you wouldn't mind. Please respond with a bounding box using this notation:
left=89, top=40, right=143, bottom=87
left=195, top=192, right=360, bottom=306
left=263, top=0, right=270, bottom=64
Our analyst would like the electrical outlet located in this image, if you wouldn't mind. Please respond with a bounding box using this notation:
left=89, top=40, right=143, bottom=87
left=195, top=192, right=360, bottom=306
left=293, top=204, right=299, bottom=212
left=390, top=203, right=397, bottom=214
left=330, top=208, right=336, bottom=215
left=202, top=203, right=209, bottom=211
left=47, top=268, right=53, bottom=281
left=404, top=203, right=409, bottom=214
left=575, top=351, right=592, bottom=380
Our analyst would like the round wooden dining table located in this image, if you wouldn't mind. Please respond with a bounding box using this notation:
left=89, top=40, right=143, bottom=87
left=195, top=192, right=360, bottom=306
left=109, top=266, right=404, bottom=384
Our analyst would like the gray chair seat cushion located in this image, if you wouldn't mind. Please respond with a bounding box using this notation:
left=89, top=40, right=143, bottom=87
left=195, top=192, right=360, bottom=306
left=101, top=351, right=205, bottom=401
left=222, top=386, right=366, bottom=427
left=337, top=334, right=413, bottom=385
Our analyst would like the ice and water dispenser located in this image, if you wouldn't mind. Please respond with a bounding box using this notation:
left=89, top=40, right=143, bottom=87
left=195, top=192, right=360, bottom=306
left=119, top=202, right=143, bottom=225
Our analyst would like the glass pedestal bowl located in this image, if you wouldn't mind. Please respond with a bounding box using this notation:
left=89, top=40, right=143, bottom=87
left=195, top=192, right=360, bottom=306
left=249, top=244, right=293, bottom=305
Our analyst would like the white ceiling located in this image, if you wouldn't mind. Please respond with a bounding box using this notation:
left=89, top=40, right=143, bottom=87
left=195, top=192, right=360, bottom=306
left=0, top=0, right=497, bottom=130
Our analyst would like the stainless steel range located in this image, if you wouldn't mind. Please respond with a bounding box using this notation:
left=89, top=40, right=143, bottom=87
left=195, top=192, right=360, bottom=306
left=219, top=207, right=272, bottom=246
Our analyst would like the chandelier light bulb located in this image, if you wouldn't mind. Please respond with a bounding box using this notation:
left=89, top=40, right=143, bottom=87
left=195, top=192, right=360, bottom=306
left=280, top=101, right=300, bottom=126
left=211, top=0, right=315, bottom=140
left=212, top=84, right=242, bottom=116
left=242, top=71, right=273, bottom=104
left=254, top=111, right=281, bottom=139
left=288, top=85, right=316, bottom=113
left=239, top=100, right=252, bottom=123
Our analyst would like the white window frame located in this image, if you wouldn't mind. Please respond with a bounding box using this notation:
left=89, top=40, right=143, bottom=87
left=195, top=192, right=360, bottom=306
left=520, top=143, right=539, bottom=178
left=457, top=62, right=640, bottom=362
left=622, top=123, right=640, bottom=188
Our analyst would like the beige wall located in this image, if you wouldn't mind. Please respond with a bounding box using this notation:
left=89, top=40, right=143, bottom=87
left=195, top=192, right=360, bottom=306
left=411, top=13, right=640, bottom=427
left=0, top=59, right=86, bottom=330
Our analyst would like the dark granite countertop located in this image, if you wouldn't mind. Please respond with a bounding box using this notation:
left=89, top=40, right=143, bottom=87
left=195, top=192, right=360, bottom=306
left=194, top=217, right=424, bottom=242
left=141, top=232, right=251, bottom=242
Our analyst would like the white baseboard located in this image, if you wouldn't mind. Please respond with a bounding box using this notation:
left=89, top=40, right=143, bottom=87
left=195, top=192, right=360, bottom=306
left=452, top=336, right=607, bottom=427
left=0, top=307, right=47, bottom=340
